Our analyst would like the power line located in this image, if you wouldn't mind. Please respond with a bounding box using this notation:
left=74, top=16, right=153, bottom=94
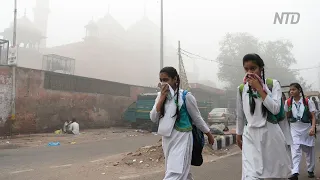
left=181, top=52, right=241, bottom=68
left=181, top=48, right=320, bottom=72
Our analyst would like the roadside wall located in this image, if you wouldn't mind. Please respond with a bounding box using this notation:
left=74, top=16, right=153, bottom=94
left=0, top=66, right=12, bottom=127
left=0, top=66, right=157, bottom=134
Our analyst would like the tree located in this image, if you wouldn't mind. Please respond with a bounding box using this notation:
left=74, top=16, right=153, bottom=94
left=217, top=32, right=310, bottom=90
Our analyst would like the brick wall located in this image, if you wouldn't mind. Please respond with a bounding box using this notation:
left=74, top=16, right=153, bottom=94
left=0, top=66, right=157, bottom=134
left=0, top=66, right=12, bottom=127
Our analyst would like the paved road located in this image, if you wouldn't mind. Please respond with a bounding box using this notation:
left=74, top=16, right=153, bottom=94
left=0, top=134, right=160, bottom=175
left=0, top=129, right=318, bottom=180
left=133, top=136, right=320, bottom=180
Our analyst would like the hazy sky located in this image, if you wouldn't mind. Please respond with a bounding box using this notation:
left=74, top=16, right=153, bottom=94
left=1, top=0, right=319, bottom=89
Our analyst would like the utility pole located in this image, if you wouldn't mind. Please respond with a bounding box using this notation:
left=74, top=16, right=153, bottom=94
left=178, top=41, right=190, bottom=91
left=10, top=0, right=18, bottom=135
left=318, top=62, right=320, bottom=90
left=178, top=41, right=181, bottom=71
left=153, top=0, right=164, bottom=133
left=160, top=0, right=164, bottom=70
left=13, top=0, right=17, bottom=47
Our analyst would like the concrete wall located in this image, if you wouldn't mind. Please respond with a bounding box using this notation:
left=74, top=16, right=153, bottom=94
left=0, top=66, right=12, bottom=127
left=0, top=66, right=157, bottom=134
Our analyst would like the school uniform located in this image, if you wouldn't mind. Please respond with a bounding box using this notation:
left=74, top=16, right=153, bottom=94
left=279, top=116, right=294, bottom=165
left=236, top=79, right=292, bottom=180
left=284, top=98, right=316, bottom=175
left=150, top=89, right=210, bottom=180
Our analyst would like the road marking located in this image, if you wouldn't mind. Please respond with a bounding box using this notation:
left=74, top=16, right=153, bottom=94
left=211, top=150, right=241, bottom=162
left=50, top=164, right=72, bottom=168
left=90, top=159, right=105, bottom=163
left=119, top=174, right=140, bottom=179
left=118, top=170, right=163, bottom=179
left=10, top=169, right=34, bottom=174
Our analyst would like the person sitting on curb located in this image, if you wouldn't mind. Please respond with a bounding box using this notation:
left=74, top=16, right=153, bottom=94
left=67, top=118, right=80, bottom=135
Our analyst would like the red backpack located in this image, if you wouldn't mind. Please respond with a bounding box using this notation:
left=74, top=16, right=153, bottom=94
left=286, top=97, right=311, bottom=120
left=286, top=97, right=309, bottom=110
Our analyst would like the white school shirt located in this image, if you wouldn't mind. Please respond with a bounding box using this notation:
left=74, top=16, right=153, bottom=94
left=150, top=90, right=210, bottom=137
left=284, top=98, right=315, bottom=146
left=236, top=79, right=282, bottom=135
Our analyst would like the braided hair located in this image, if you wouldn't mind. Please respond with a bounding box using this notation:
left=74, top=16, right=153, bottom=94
left=159, top=67, right=181, bottom=121
left=243, top=53, right=268, bottom=117
left=282, top=92, right=286, bottom=103
left=288, top=83, right=308, bottom=118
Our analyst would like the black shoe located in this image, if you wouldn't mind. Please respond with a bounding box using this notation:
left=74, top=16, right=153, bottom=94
left=308, top=171, right=315, bottom=178
left=288, top=173, right=299, bottom=180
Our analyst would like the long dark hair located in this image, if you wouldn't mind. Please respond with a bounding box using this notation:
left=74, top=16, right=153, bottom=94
left=288, top=82, right=308, bottom=117
left=159, top=67, right=181, bottom=121
left=282, top=92, right=286, bottom=102
left=243, top=53, right=268, bottom=117
left=312, top=97, right=319, bottom=110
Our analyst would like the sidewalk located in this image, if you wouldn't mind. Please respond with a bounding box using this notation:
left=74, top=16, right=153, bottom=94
left=0, top=127, right=151, bottom=149
left=0, top=126, right=237, bottom=149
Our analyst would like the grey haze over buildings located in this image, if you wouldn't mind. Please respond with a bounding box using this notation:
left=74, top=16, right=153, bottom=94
left=0, top=0, right=319, bottom=89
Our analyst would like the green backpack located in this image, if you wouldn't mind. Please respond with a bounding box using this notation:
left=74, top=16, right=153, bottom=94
left=239, top=78, right=286, bottom=124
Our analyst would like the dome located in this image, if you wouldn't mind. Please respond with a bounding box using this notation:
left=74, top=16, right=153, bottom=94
left=85, top=19, right=98, bottom=30
left=126, top=16, right=160, bottom=48
left=95, top=13, right=126, bottom=39
left=15, top=15, right=42, bottom=35
left=0, top=15, right=44, bottom=45
left=127, top=16, right=159, bottom=36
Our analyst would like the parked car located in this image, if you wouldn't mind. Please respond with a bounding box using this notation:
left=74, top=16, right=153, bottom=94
left=207, top=108, right=236, bottom=126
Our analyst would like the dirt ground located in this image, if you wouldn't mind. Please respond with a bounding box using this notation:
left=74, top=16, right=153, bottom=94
left=0, top=127, right=152, bottom=149
left=54, top=141, right=239, bottom=180
left=73, top=143, right=240, bottom=179
left=117, top=139, right=239, bottom=170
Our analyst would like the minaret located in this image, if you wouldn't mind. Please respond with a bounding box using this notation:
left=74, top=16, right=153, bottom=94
left=143, top=1, right=147, bottom=17
left=33, top=0, right=50, bottom=49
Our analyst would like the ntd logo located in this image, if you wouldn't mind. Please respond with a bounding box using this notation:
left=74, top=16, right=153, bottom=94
left=273, top=12, right=300, bottom=24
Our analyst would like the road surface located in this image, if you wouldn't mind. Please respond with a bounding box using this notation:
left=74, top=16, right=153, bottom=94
left=0, top=130, right=318, bottom=180
left=0, top=134, right=160, bottom=179
left=132, top=136, right=320, bottom=180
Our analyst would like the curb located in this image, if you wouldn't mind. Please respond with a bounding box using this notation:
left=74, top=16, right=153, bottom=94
left=211, top=134, right=236, bottom=150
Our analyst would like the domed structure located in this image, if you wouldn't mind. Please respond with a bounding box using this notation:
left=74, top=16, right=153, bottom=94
left=0, top=14, right=45, bottom=49
left=126, top=16, right=159, bottom=49
left=84, top=12, right=126, bottom=44
left=84, top=19, right=99, bottom=40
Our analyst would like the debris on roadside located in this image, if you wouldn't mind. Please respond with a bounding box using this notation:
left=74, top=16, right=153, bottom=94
left=209, top=124, right=226, bottom=135
left=135, top=129, right=147, bottom=133
left=120, top=140, right=163, bottom=168
left=54, top=129, right=63, bottom=134
left=119, top=137, right=235, bottom=168
left=112, top=130, right=127, bottom=133
left=48, top=141, right=60, bottom=146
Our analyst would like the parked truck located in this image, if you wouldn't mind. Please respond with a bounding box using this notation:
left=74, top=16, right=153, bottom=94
left=122, top=93, right=215, bottom=130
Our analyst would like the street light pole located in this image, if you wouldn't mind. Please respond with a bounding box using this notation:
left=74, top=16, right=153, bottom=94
left=13, top=0, right=17, bottom=47
left=10, top=0, right=18, bottom=135
left=160, top=0, right=163, bottom=70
